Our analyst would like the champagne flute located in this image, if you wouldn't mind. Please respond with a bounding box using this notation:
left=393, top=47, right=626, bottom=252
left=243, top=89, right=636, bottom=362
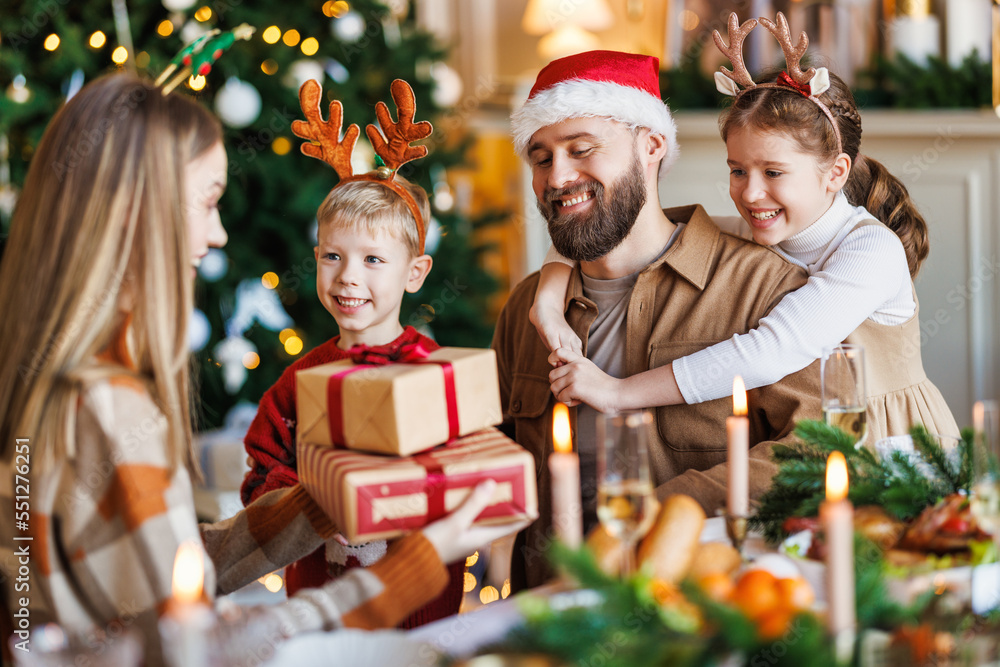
left=821, top=344, right=868, bottom=449
left=595, top=409, right=657, bottom=578
left=970, top=400, right=1000, bottom=556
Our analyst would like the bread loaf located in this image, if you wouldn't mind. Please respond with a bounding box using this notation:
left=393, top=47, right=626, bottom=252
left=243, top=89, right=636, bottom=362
left=585, top=524, right=625, bottom=576
left=637, top=494, right=705, bottom=583
left=687, top=541, right=742, bottom=580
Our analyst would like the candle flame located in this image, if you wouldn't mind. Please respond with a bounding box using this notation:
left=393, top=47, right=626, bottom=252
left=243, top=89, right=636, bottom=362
left=552, top=403, right=572, bottom=454
left=826, top=451, right=849, bottom=502
left=171, top=541, right=204, bottom=603
left=732, top=376, right=747, bottom=416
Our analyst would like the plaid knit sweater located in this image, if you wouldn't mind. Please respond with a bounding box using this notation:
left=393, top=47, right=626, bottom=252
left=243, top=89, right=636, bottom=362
left=241, top=326, right=465, bottom=626
left=0, top=369, right=448, bottom=667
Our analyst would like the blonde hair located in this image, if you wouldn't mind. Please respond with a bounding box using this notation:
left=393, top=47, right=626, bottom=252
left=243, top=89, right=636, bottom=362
left=0, top=73, right=222, bottom=472
left=316, top=177, right=430, bottom=257
left=720, top=69, right=929, bottom=277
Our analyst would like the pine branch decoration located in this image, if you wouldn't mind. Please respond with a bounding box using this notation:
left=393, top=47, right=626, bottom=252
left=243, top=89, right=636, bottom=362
left=751, top=421, right=976, bottom=544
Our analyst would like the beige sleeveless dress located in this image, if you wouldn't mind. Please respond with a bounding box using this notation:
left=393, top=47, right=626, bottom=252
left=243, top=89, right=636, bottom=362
left=844, top=294, right=960, bottom=442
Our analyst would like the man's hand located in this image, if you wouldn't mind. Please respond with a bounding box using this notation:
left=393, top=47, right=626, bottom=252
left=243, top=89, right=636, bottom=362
left=421, top=480, right=532, bottom=565
left=547, top=348, right=622, bottom=413
left=529, top=300, right=583, bottom=358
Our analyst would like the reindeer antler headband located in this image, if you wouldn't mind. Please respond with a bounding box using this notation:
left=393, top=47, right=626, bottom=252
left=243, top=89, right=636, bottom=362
left=292, top=79, right=433, bottom=254
left=713, top=12, right=842, bottom=155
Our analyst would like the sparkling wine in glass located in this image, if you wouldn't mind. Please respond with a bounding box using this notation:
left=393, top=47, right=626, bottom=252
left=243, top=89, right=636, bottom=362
left=821, top=345, right=868, bottom=449
left=970, top=400, right=1000, bottom=540
left=596, top=409, right=657, bottom=578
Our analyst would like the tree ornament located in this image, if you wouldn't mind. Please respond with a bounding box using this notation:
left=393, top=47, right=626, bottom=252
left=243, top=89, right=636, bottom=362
left=325, top=59, right=350, bottom=83
left=226, top=278, right=294, bottom=336
left=5, top=74, right=30, bottom=104
left=285, top=59, right=325, bottom=90
left=189, top=308, right=211, bottom=352
left=214, top=77, right=262, bottom=128
left=213, top=336, right=257, bottom=394
left=198, top=248, right=229, bottom=282
left=158, top=23, right=255, bottom=94
left=162, top=0, right=197, bottom=11
left=180, top=19, right=209, bottom=45
left=430, top=62, right=463, bottom=107
left=424, top=216, right=442, bottom=255
left=331, top=10, right=366, bottom=43
left=0, top=135, right=18, bottom=221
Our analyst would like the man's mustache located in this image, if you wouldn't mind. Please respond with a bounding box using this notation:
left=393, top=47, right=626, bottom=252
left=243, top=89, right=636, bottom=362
left=544, top=181, right=602, bottom=205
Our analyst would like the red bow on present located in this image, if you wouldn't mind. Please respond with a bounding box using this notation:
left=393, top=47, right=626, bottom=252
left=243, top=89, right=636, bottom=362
left=328, top=341, right=459, bottom=448
left=777, top=70, right=811, bottom=97
left=347, top=340, right=432, bottom=366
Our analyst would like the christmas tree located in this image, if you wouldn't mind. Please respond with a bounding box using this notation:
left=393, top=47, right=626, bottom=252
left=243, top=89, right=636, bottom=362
left=0, top=0, right=502, bottom=429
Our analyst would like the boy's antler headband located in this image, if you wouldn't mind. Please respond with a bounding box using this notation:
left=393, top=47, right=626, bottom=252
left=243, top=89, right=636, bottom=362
left=291, top=79, right=433, bottom=254
left=713, top=12, right=842, bottom=155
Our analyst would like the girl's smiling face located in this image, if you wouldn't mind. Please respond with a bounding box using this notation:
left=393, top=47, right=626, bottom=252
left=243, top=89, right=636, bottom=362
left=726, top=126, right=844, bottom=247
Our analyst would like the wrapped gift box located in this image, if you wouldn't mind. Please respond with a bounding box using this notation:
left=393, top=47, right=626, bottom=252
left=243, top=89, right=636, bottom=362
left=298, top=428, right=538, bottom=544
left=296, top=347, right=503, bottom=456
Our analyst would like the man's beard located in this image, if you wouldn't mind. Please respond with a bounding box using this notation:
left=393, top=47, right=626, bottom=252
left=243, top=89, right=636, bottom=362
left=538, top=151, right=647, bottom=262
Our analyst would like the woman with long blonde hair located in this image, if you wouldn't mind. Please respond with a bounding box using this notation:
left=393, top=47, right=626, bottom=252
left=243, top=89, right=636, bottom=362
left=0, top=73, right=520, bottom=666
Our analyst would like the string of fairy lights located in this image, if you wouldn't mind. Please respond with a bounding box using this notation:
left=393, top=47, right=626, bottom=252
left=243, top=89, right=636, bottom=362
left=28, top=1, right=347, bottom=93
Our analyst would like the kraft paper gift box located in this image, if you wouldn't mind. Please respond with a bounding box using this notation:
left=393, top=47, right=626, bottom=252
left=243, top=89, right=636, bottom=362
left=297, top=428, right=539, bottom=543
left=296, top=347, right=503, bottom=456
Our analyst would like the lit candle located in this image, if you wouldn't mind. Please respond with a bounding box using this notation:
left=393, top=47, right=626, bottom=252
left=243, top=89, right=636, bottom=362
left=821, top=451, right=856, bottom=638
left=726, top=376, right=749, bottom=517
left=549, top=403, right=582, bottom=548
left=160, top=541, right=214, bottom=667
left=974, top=400, right=986, bottom=436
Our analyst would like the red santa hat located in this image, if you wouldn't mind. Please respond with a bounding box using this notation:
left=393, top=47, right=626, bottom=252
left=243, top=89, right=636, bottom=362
left=511, top=50, right=679, bottom=179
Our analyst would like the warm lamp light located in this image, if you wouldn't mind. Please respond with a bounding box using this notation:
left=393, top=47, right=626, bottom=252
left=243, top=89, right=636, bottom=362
left=826, top=451, right=849, bottom=502
left=552, top=402, right=572, bottom=453
left=732, top=376, right=747, bottom=416
left=172, top=542, right=204, bottom=603
left=522, top=0, right=614, bottom=60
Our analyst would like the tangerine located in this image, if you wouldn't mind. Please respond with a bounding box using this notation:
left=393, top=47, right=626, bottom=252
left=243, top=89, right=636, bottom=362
left=696, top=572, right=734, bottom=603
left=731, top=569, right=781, bottom=621
left=756, top=605, right=795, bottom=641
left=777, top=577, right=815, bottom=611
left=650, top=578, right=681, bottom=605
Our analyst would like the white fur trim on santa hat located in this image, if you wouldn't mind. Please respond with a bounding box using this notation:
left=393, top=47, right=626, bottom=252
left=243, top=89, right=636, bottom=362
left=511, top=78, right=680, bottom=179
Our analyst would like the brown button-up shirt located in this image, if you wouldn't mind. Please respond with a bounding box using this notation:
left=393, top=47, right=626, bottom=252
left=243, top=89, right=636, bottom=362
left=492, top=205, right=822, bottom=591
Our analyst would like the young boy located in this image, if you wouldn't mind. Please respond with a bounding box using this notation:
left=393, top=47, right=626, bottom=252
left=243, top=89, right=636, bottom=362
left=240, top=177, right=465, bottom=627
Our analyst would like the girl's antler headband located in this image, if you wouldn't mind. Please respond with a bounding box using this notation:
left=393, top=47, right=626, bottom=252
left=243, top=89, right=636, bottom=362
left=713, top=12, right=842, bottom=155
left=291, top=79, right=433, bottom=254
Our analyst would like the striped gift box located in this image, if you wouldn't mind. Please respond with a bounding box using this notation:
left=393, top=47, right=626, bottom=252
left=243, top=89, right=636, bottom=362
left=298, top=427, right=538, bottom=543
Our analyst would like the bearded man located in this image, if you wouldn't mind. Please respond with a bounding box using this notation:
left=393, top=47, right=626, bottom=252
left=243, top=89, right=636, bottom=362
left=492, top=50, right=824, bottom=591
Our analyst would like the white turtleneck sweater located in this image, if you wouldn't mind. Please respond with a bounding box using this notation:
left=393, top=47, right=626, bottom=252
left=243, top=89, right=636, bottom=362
left=672, top=191, right=915, bottom=403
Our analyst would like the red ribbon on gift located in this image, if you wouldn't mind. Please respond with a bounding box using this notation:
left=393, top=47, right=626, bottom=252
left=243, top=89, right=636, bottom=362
left=413, top=448, right=448, bottom=519
left=326, top=341, right=460, bottom=447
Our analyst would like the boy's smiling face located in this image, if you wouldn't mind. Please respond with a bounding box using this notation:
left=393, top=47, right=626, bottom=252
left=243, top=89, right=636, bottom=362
left=315, top=221, right=432, bottom=350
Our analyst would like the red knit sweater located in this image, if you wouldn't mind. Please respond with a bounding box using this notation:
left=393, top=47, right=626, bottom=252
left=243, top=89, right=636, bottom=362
left=241, top=326, right=465, bottom=627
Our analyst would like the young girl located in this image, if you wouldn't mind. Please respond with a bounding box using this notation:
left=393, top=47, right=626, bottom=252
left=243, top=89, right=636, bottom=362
left=535, top=14, right=959, bottom=442
left=0, top=73, right=521, bottom=666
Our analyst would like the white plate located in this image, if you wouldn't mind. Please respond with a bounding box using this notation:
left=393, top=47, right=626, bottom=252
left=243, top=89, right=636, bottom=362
left=269, top=628, right=440, bottom=667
